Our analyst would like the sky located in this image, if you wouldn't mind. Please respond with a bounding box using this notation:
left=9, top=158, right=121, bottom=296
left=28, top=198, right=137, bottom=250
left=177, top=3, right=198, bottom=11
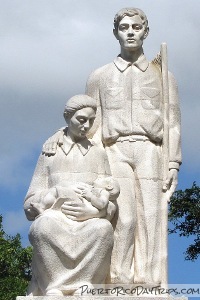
left=0, top=0, right=199, bottom=295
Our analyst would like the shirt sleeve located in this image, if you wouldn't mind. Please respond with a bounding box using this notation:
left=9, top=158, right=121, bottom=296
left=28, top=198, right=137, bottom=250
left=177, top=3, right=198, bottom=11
left=95, top=146, right=112, bottom=177
left=85, top=70, right=102, bottom=144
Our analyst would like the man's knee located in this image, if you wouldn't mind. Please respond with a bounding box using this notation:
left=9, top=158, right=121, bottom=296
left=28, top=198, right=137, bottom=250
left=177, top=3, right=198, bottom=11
left=118, top=215, right=136, bottom=232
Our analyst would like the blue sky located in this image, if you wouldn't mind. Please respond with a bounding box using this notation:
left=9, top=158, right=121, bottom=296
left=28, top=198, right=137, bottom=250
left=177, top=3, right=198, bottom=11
left=0, top=0, right=199, bottom=297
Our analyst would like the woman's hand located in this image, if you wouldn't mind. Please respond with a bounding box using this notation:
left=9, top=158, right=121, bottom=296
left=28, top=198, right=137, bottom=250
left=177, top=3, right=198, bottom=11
left=55, top=182, right=92, bottom=203
left=61, top=198, right=106, bottom=221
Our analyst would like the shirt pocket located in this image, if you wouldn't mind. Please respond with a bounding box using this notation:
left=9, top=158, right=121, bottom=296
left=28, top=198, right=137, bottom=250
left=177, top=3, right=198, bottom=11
left=140, top=87, right=161, bottom=110
left=103, top=87, right=123, bottom=110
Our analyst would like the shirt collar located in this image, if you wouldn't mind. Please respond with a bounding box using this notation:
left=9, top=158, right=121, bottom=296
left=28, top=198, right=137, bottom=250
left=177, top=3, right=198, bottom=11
left=60, top=133, right=93, bottom=156
left=113, top=54, right=149, bottom=72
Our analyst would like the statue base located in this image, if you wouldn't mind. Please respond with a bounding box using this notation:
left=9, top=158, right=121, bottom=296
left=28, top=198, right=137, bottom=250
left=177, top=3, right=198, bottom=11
left=17, top=297, right=188, bottom=299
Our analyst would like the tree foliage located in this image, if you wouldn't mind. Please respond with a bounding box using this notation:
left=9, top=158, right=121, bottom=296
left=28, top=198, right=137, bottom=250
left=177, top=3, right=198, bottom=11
left=0, top=215, right=32, bottom=300
left=169, top=182, right=200, bottom=261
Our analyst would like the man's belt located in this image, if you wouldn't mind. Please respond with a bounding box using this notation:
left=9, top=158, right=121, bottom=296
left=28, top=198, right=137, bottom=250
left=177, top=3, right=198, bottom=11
left=116, top=135, right=149, bottom=142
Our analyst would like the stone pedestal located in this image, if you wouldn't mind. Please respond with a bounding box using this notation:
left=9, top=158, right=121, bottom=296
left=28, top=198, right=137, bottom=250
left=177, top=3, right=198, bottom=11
left=16, top=297, right=188, bottom=300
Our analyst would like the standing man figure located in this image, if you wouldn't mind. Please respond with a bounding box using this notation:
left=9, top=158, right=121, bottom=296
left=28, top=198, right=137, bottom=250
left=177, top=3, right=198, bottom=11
left=85, top=8, right=181, bottom=285
left=42, top=8, right=181, bottom=285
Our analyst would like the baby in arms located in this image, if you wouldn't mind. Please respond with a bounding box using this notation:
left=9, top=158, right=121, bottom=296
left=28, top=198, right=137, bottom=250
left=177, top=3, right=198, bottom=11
left=29, top=177, right=119, bottom=220
left=81, top=177, right=120, bottom=209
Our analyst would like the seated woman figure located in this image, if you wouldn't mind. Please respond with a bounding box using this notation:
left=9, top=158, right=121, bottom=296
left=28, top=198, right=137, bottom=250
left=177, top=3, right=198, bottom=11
left=24, top=95, right=118, bottom=296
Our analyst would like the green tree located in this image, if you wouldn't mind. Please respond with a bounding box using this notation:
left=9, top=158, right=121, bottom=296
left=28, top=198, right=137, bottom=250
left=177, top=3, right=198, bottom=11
left=0, top=215, right=32, bottom=300
left=169, top=182, right=200, bottom=261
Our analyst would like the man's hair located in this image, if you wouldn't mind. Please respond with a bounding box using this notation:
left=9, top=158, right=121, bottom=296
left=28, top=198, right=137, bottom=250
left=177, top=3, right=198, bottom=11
left=113, top=8, right=149, bottom=32
left=64, top=94, right=97, bottom=119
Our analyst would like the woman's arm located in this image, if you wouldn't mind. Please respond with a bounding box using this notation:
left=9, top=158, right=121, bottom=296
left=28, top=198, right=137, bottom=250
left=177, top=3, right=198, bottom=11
left=24, top=154, right=50, bottom=220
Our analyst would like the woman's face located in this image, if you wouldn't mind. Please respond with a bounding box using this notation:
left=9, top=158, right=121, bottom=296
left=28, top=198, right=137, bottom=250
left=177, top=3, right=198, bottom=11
left=67, top=107, right=96, bottom=141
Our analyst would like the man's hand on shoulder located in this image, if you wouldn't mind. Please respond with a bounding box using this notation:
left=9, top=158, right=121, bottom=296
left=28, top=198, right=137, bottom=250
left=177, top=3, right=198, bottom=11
left=42, top=127, right=65, bottom=156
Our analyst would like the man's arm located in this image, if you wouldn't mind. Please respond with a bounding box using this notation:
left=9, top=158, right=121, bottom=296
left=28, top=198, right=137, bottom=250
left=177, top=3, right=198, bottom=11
left=168, top=71, right=182, bottom=169
left=163, top=72, right=182, bottom=198
left=85, top=70, right=102, bottom=144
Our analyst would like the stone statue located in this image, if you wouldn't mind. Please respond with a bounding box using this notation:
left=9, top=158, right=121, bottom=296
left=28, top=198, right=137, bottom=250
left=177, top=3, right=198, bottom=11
left=36, top=7, right=182, bottom=288
left=85, top=8, right=181, bottom=285
left=24, top=95, right=119, bottom=296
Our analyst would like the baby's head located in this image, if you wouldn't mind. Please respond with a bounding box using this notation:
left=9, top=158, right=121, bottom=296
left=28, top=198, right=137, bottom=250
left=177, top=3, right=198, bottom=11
left=94, top=177, right=120, bottom=198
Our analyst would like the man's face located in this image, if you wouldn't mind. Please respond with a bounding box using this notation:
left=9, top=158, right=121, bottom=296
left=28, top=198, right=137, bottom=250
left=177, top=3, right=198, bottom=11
left=115, top=15, right=148, bottom=51
left=68, top=107, right=96, bottom=141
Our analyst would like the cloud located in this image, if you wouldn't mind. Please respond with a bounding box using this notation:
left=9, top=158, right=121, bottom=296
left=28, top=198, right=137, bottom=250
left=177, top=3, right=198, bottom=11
left=0, top=0, right=199, bottom=192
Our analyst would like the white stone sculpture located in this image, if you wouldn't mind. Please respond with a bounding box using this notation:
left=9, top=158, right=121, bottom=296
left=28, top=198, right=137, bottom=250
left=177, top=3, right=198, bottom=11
left=85, top=8, right=181, bottom=285
left=28, top=6, right=182, bottom=293
left=24, top=95, right=119, bottom=296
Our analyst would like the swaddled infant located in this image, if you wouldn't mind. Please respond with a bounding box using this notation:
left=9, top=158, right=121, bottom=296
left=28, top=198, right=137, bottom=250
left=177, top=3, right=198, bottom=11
left=29, top=177, right=119, bottom=220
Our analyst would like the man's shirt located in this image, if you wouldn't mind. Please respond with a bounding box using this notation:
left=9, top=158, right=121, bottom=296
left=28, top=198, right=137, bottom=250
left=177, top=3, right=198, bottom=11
left=86, top=55, right=182, bottom=169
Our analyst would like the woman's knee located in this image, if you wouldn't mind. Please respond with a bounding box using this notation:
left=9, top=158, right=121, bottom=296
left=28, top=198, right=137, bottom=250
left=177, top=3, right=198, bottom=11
left=29, top=215, right=54, bottom=244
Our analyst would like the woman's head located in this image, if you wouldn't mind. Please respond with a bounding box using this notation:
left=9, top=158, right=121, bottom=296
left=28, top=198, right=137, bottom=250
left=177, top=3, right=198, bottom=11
left=64, top=95, right=97, bottom=141
left=64, top=95, right=97, bottom=119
